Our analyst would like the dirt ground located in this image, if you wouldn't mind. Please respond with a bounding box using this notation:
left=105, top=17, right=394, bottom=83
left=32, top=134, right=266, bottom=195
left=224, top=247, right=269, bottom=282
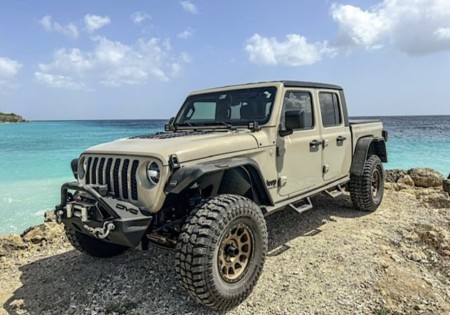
left=1, top=187, right=449, bottom=315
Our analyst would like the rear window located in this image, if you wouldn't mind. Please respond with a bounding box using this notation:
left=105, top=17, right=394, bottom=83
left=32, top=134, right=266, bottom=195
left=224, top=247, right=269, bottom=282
left=319, top=92, right=342, bottom=127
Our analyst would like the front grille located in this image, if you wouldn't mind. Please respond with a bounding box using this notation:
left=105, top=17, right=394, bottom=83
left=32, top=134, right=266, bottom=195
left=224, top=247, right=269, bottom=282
left=85, top=156, right=141, bottom=201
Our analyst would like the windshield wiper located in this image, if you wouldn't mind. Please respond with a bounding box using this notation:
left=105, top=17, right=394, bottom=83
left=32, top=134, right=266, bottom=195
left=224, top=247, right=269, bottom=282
left=210, top=121, right=234, bottom=129
left=175, top=121, right=234, bottom=130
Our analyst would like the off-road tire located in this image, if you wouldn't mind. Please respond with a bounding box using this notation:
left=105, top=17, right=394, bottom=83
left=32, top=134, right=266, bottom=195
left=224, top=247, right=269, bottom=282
left=65, top=228, right=127, bottom=258
left=349, top=155, right=384, bottom=212
left=175, top=194, right=268, bottom=310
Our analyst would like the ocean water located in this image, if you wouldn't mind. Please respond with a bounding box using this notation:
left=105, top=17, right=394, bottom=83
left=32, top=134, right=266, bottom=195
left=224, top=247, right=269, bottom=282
left=0, top=116, right=449, bottom=235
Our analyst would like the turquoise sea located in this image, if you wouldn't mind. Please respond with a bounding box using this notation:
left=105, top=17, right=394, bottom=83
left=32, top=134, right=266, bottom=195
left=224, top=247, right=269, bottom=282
left=0, top=116, right=449, bottom=235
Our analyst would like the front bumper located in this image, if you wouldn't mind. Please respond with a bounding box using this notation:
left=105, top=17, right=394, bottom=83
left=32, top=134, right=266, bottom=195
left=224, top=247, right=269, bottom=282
left=55, top=182, right=153, bottom=248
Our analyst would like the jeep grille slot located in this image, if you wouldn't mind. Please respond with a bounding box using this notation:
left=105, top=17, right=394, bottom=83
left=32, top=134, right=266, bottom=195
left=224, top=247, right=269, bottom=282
left=84, top=155, right=141, bottom=201
left=113, top=159, right=121, bottom=198
left=131, top=160, right=139, bottom=200
left=98, top=158, right=106, bottom=185
left=121, top=159, right=130, bottom=199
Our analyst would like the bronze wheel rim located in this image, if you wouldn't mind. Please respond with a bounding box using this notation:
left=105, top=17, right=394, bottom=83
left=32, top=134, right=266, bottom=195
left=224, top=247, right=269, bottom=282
left=218, top=223, right=254, bottom=283
left=372, top=168, right=381, bottom=198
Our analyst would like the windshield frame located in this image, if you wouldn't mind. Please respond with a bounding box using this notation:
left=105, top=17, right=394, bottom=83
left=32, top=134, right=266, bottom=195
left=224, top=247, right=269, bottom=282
left=173, top=86, right=278, bottom=129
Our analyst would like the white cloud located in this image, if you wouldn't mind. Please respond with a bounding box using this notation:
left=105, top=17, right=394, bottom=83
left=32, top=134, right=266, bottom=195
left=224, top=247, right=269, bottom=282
left=34, top=72, right=87, bottom=90
left=38, top=48, right=94, bottom=74
left=84, top=14, right=111, bottom=33
left=35, top=49, right=92, bottom=90
left=131, top=11, right=151, bottom=24
left=245, top=34, right=334, bottom=66
left=434, top=27, right=450, bottom=40
left=331, top=4, right=388, bottom=50
left=40, top=15, right=79, bottom=39
left=180, top=1, right=198, bottom=14
left=331, top=0, right=450, bottom=55
left=245, top=0, right=450, bottom=66
left=177, top=28, right=194, bottom=39
left=35, top=37, right=191, bottom=89
left=0, top=57, right=22, bottom=89
left=0, top=57, right=21, bottom=77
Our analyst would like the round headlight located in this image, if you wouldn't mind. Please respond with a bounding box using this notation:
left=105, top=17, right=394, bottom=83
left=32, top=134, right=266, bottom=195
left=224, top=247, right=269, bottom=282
left=147, top=162, right=160, bottom=185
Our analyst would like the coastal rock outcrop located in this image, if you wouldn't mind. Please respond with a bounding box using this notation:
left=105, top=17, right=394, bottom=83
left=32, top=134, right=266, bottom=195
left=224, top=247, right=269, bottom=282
left=386, top=168, right=447, bottom=188
left=21, top=222, right=63, bottom=244
left=385, top=168, right=449, bottom=207
left=0, top=222, right=65, bottom=258
left=0, top=234, right=28, bottom=257
left=409, top=168, right=443, bottom=188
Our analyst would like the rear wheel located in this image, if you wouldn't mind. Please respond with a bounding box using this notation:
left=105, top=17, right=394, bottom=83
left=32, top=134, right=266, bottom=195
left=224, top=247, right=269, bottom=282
left=65, top=228, right=127, bottom=258
left=175, top=194, right=267, bottom=310
left=349, top=155, right=384, bottom=212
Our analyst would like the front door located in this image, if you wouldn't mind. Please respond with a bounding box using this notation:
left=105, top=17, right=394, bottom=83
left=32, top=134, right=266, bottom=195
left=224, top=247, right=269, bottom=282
left=276, top=90, right=323, bottom=197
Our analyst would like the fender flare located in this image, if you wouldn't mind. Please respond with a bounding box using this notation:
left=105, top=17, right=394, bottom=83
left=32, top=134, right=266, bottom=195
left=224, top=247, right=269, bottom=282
left=350, top=137, right=387, bottom=176
left=164, top=157, right=273, bottom=206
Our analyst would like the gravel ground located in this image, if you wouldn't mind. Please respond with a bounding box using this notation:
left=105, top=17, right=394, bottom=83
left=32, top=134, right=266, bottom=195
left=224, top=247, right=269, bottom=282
left=1, top=187, right=449, bottom=315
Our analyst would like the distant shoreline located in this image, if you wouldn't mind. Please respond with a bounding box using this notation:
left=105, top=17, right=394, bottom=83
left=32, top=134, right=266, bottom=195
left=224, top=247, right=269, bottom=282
left=0, top=113, right=28, bottom=123
left=11, top=114, right=450, bottom=122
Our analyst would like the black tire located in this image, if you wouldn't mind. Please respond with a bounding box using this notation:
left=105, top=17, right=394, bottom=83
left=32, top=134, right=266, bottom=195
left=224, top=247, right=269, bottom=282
left=349, top=155, right=384, bottom=212
left=175, top=194, right=268, bottom=310
left=65, top=228, right=127, bottom=258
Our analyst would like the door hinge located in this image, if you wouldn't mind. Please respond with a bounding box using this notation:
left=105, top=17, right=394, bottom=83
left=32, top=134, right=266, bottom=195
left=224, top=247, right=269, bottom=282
left=276, top=146, right=286, bottom=156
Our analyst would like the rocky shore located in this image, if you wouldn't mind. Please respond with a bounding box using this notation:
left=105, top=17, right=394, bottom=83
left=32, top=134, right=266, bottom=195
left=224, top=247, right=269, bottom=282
left=1, top=168, right=449, bottom=315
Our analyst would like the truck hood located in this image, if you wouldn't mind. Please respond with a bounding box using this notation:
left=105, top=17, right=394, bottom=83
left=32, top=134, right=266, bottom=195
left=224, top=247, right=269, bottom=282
left=84, top=130, right=259, bottom=165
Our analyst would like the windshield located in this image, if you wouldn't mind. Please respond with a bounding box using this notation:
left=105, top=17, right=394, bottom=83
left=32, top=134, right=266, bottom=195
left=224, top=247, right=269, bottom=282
left=175, top=86, right=277, bottom=128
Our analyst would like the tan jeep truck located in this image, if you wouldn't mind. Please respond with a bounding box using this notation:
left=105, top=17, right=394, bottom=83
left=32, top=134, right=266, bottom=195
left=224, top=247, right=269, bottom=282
left=56, top=81, right=387, bottom=310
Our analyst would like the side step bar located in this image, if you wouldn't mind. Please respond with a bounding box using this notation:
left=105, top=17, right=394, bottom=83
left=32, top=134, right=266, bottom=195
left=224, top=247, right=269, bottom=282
left=288, top=197, right=313, bottom=214
left=324, top=185, right=344, bottom=198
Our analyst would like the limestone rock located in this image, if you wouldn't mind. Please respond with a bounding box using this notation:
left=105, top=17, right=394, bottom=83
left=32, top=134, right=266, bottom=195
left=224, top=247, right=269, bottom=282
left=408, top=168, right=443, bottom=188
left=385, top=169, right=408, bottom=183
left=9, top=299, right=25, bottom=310
left=0, top=234, right=28, bottom=254
left=21, top=222, right=64, bottom=244
left=44, top=210, right=57, bottom=223
left=397, top=175, right=415, bottom=187
left=407, top=250, right=427, bottom=262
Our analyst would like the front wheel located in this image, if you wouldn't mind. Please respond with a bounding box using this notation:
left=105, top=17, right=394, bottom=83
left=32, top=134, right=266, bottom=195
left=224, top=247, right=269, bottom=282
left=175, top=194, right=268, bottom=310
left=349, top=155, right=384, bottom=212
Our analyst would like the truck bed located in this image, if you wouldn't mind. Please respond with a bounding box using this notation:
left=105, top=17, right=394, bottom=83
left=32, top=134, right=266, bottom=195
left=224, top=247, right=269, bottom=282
left=349, top=120, right=384, bottom=150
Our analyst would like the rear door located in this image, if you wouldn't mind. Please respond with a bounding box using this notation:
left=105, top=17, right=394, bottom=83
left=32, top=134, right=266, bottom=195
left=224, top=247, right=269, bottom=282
left=318, top=91, right=352, bottom=182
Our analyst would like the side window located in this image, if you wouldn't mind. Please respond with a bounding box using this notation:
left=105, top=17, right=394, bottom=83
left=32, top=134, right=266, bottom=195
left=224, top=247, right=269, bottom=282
left=282, top=91, right=314, bottom=130
left=319, top=92, right=342, bottom=127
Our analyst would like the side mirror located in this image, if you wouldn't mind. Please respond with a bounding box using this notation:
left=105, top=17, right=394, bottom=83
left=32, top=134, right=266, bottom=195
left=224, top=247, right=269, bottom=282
left=165, top=117, right=175, bottom=131
left=279, top=110, right=303, bottom=136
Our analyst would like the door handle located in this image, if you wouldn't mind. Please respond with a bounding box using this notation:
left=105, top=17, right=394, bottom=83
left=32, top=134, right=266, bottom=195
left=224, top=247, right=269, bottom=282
left=310, top=140, right=321, bottom=147
left=337, top=136, right=347, bottom=142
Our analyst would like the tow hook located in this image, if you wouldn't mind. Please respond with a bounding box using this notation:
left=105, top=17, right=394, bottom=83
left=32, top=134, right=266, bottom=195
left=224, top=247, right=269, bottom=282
left=83, top=221, right=115, bottom=239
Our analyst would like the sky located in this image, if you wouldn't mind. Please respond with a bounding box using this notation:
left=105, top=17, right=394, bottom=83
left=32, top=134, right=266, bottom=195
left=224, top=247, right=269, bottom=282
left=0, top=0, right=450, bottom=120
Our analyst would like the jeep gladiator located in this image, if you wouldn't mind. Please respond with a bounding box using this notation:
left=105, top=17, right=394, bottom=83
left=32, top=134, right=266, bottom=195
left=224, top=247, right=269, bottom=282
left=55, top=81, right=387, bottom=310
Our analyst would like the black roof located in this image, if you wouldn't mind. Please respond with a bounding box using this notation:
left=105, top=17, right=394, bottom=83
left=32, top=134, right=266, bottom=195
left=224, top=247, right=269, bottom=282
left=193, top=80, right=343, bottom=94
left=282, top=80, right=342, bottom=90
